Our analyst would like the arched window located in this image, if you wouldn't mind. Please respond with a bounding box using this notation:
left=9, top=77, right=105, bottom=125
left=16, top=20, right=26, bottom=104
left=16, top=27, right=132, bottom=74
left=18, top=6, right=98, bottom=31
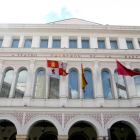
left=0, top=69, right=14, bottom=98
left=102, top=70, right=113, bottom=99
left=69, top=70, right=78, bottom=99
left=114, top=70, right=127, bottom=99
left=84, top=70, right=94, bottom=99
left=14, top=69, right=28, bottom=98
left=49, top=75, right=59, bottom=98
left=133, top=69, right=140, bottom=97
left=35, top=70, right=45, bottom=98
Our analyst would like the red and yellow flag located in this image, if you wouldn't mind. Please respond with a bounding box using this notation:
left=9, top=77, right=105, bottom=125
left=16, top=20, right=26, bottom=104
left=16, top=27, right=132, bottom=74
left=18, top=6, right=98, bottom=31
left=81, top=63, right=88, bottom=90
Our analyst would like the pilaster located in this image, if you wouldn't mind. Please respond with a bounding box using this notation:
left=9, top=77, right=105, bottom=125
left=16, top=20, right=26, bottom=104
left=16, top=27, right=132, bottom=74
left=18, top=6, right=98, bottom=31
left=133, top=37, right=140, bottom=49
left=105, top=37, right=111, bottom=49
left=118, top=37, right=127, bottom=49
left=61, top=36, right=68, bottom=48
left=48, top=36, right=52, bottom=48
left=18, top=35, right=24, bottom=48
left=0, top=60, right=4, bottom=89
left=78, top=36, right=81, bottom=48
left=90, top=36, right=98, bottom=48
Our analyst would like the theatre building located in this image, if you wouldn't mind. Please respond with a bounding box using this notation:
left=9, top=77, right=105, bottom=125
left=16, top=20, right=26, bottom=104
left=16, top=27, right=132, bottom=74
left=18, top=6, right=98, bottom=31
left=0, top=18, right=140, bottom=140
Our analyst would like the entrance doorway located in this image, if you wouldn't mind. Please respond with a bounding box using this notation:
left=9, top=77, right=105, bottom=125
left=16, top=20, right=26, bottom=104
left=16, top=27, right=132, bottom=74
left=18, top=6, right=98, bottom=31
left=39, top=132, right=57, bottom=140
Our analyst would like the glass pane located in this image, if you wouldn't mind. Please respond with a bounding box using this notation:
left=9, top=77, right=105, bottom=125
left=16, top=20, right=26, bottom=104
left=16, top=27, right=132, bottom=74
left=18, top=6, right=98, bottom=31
left=35, top=70, right=45, bottom=98
left=138, top=41, right=140, bottom=48
left=15, top=70, right=27, bottom=98
left=98, top=40, right=106, bottom=49
left=114, top=70, right=127, bottom=99
left=102, top=71, right=113, bottom=99
left=110, top=41, right=118, bottom=49
left=84, top=70, right=93, bottom=99
left=69, top=71, right=78, bottom=99
left=82, top=40, right=89, bottom=48
left=126, top=41, right=133, bottom=49
left=69, top=40, right=77, bottom=48
left=0, top=70, right=14, bottom=98
left=0, top=39, right=3, bottom=47
left=12, top=39, right=19, bottom=48
left=133, top=69, right=140, bottom=97
left=40, top=40, right=48, bottom=48
left=24, top=39, right=32, bottom=48
left=49, top=75, right=59, bottom=98
left=53, top=40, right=60, bottom=48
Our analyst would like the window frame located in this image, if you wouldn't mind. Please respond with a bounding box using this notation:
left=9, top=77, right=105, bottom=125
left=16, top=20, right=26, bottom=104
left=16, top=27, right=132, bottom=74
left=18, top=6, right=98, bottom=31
left=68, top=68, right=79, bottom=99
left=11, top=39, right=20, bottom=48
left=81, top=40, right=90, bottom=49
left=0, top=39, right=3, bottom=47
left=34, top=68, right=46, bottom=99
left=69, top=40, right=77, bottom=48
left=101, top=68, right=114, bottom=99
left=110, top=40, right=118, bottom=49
left=52, top=39, right=61, bottom=48
left=40, top=39, right=48, bottom=48
left=24, top=38, right=32, bottom=48
left=126, top=40, right=134, bottom=49
left=98, top=40, right=106, bottom=49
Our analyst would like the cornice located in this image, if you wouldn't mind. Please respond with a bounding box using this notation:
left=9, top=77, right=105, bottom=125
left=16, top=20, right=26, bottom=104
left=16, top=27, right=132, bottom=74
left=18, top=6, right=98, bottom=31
left=0, top=24, right=140, bottom=32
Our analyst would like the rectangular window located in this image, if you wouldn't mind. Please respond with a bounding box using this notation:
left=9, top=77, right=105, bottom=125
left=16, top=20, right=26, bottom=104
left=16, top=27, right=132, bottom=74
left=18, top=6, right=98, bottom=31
left=82, top=40, right=89, bottom=48
left=53, top=40, right=60, bottom=48
left=40, top=40, right=48, bottom=48
left=0, top=39, right=3, bottom=47
left=12, top=39, right=19, bottom=48
left=98, top=40, right=106, bottom=49
left=110, top=41, right=118, bottom=49
left=126, top=41, right=133, bottom=49
left=138, top=41, right=140, bottom=48
left=24, top=39, right=32, bottom=48
left=69, top=40, right=77, bottom=48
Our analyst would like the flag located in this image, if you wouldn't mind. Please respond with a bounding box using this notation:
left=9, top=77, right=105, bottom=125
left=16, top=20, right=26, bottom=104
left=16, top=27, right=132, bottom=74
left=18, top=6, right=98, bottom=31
left=81, top=63, right=88, bottom=90
left=116, top=60, right=140, bottom=77
left=47, top=60, right=68, bottom=76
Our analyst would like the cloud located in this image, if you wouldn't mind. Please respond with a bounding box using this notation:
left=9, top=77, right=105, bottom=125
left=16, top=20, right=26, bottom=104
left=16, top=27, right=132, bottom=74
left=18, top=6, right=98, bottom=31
left=0, top=0, right=140, bottom=25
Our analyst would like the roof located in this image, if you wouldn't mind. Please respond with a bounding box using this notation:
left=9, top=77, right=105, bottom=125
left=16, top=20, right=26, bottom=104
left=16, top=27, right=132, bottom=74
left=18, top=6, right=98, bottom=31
left=48, top=18, right=102, bottom=25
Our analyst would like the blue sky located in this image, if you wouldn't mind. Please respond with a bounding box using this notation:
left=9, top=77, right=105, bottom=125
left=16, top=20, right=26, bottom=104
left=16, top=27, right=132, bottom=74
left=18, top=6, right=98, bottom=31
left=0, top=0, right=139, bottom=26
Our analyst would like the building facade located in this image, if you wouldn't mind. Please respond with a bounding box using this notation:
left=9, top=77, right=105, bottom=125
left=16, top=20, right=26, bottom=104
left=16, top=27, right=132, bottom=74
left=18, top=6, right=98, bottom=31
left=0, top=18, right=140, bottom=140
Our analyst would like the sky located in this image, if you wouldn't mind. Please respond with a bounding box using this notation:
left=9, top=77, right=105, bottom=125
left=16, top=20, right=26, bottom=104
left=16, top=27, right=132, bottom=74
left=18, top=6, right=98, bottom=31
left=0, top=0, right=139, bottom=26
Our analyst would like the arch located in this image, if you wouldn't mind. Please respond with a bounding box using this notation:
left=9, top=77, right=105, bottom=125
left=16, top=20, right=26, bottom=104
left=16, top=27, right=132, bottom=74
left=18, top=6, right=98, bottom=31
left=34, top=66, right=46, bottom=73
left=84, top=67, right=94, bottom=75
left=2, top=66, right=15, bottom=73
left=0, top=115, right=21, bottom=134
left=16, top=66, right=29, bottom=73
left=23, top=115, right=63, bottom=135
left=68, top=67, right=79, bottom=74
left=64, top=116, right=103, bottom=136
left=105, top=116, right=140, bottom=136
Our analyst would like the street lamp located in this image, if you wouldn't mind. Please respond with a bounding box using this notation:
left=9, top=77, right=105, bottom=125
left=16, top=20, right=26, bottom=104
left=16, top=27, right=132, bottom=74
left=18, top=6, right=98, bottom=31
left=41, top=121, right=45, bottom=132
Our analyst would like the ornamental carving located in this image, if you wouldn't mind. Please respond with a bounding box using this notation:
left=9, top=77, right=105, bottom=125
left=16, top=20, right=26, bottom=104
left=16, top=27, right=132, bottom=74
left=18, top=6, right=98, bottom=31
left=103, top=114, right=140, bottom=128
left=64, top=114, right=101, bottom=128
left=24, top=113, right=62, bottom=126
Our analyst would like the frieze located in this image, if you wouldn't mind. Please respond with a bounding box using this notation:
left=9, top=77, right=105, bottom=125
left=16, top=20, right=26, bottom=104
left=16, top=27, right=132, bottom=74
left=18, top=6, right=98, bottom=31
left=0, top=53, right=140, bottom=59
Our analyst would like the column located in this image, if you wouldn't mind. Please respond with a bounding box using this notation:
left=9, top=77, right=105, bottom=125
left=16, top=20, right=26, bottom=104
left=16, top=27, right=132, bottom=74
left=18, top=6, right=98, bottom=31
left=90, top=36, right=98, bottom=48
left=48, top=36, right=52, bottom=48
left=111, top=74, right=118, bottom=99
left=16, top=135, right=28, bottom=140
left=0, top=60, right=3, bottom=89
left=133, top=37, right=140, bottom=49
left=118, top=37, right=127, bottom=49
left=105, top=37, right=111, bottom=49
left=77, top=36, right=81, bottom=48
left=94, top=61, right=103, bottom=98
left=9, top=70, right=18, bottom=98
left=57, top=135, right=68, bottom=140
left=31, top=35, right=40, bottom=48
left=136, top=136, right=140, bottom=140
left=18, top=36, right=24, bottom=48
left=61, top=36, right=68, bottom=48
left=24, top=59, right=35, bottom=97
left=45, top=74, right=50, bottom=98
left=124, top=62, right=137, bottom=98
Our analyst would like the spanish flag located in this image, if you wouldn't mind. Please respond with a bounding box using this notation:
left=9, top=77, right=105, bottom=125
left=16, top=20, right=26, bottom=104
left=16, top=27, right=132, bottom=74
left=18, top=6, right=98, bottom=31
left=81, top=63, right=88, bottom=90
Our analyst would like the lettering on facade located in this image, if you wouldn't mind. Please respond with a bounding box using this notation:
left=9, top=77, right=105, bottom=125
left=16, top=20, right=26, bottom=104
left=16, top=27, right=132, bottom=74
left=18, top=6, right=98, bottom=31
left=0, top=53, right=140, bottom=59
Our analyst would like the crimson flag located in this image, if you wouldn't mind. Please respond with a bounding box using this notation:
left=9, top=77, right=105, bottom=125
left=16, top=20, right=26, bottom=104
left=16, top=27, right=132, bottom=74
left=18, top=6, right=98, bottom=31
left=116, top=60, right=140, bottom=77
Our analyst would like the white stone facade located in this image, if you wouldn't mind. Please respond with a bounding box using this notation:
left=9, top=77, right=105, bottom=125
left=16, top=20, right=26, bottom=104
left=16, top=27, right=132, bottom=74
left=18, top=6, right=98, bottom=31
left=0, top=19, right=140, bottom=140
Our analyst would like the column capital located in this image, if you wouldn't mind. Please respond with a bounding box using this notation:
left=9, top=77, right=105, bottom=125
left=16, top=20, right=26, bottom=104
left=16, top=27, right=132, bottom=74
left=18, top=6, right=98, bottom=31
left=0, top=59, right=3, bottom=63
left=30, top=59, right=35, bottom=63
left=94, top=60, right=99, bottom=64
